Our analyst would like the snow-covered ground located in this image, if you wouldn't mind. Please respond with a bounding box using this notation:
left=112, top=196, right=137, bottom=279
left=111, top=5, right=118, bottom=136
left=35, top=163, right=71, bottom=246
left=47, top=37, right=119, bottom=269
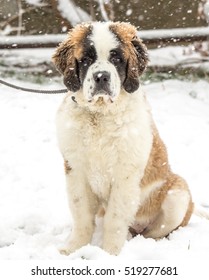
left=0, top=47, right=209, bottom=260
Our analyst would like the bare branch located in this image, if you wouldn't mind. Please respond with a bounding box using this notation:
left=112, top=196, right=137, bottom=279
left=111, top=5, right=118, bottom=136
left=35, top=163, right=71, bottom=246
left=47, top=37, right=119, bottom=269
left=89, top=0, right=96, bottom=21
left=0, top=6, right=37, bottom=35
left=98, top=0, right=109, bottom=21
left=17, top=0, right=23, bottom=36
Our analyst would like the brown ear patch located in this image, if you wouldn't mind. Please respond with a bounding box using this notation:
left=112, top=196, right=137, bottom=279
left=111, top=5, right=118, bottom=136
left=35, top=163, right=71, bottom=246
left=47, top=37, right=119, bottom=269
left=109, top=22, right=148, bottom=93
left=109, top=22, right=148, bottom=70
left=52, top=23, right=92, bottom=92
left=52, top=23, right=92, bottom=73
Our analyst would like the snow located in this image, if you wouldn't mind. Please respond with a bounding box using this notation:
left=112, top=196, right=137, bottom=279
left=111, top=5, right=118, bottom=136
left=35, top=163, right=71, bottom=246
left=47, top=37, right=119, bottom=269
left=0, top=47, right=209, bottom=260
left=126, top=9, right=133, bottom=16
left=203, top=0, right=209, bottom=22
left=25, top=0, right=45, bottom=6
left=148, top=46, right=201, bottom=66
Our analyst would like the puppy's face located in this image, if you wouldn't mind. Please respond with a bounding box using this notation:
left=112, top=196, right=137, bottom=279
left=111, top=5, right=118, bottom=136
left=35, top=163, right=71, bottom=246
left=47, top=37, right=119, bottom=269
left=52, top=22, right=148, bottom=106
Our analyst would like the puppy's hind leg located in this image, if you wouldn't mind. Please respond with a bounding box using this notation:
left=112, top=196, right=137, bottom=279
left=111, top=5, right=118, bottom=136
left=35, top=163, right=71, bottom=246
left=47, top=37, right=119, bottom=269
left=142, top=176, right=193, bottom=239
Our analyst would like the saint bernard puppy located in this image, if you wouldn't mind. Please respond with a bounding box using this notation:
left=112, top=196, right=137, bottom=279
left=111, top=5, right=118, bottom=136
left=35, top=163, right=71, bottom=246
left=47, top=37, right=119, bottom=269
left=52, top=22, right=194, bottom=255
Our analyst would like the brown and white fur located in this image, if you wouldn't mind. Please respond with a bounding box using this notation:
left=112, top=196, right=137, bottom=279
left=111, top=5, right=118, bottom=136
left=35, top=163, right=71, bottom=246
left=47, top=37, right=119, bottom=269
left=52, top=22, right=206, bottom=256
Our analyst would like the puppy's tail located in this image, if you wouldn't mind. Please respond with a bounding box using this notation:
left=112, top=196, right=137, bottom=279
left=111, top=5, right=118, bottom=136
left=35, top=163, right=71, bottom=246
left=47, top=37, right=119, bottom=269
left=193, top=205, right=209, bottom=220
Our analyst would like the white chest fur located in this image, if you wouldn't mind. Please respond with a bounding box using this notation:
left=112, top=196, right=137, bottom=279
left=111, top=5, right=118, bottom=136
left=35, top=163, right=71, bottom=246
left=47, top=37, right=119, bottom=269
left=56, top=90, right=153, bottom=201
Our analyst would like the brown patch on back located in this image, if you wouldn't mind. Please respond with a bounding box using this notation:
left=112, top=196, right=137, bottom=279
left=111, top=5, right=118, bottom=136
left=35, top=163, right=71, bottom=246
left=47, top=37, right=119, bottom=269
left=141, top=124, right=170, bottom=188
left=130, top=126, right=171, bottom=232
left=133, top=124, right=193, bottom=234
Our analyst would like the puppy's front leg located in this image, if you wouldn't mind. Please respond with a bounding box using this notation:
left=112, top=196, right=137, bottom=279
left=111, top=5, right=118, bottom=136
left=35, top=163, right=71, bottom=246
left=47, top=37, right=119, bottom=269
left=60, top=167, right=97, bottom=255
left=103, top=175, right=140, bottom=255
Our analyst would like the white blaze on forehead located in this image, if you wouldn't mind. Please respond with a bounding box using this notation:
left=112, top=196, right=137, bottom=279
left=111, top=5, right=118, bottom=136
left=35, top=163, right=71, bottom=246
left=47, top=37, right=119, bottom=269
left=90, top=22, right=119, bottom=59
left=82, top=22, right=122, bottom=104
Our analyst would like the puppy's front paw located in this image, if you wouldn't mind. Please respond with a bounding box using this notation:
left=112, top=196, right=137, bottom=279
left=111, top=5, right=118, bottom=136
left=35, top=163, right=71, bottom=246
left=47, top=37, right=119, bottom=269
left=103, top=242, right=121, bottom=256
left=103, top=230, right=126, bottom=255
left=59, top=246, right=73, bottom=256
left=59, top=237, right=90, bottom=256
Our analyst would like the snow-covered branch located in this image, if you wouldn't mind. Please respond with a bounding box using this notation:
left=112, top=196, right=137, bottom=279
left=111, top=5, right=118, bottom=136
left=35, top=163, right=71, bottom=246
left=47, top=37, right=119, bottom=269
left=95, top=0, right=114, bottom=21
left=1, top=26, right=209, bottom=49
left=25, top=0, right=46, bottom=7
left=138, top=26, right=209, bottom=40
left=98, top=0, right=109, bottom=21
left=0, top=34, right=65, bottom=48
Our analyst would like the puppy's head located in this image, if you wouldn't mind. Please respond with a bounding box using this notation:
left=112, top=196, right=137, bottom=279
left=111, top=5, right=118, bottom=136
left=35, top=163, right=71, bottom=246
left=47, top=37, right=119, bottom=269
left=52, top=22, right=148, bottom=105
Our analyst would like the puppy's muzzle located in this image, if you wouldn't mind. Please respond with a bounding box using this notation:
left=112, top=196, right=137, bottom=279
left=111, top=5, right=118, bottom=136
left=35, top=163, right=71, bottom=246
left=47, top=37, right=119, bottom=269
left=92, top=71, right=111, bottom=96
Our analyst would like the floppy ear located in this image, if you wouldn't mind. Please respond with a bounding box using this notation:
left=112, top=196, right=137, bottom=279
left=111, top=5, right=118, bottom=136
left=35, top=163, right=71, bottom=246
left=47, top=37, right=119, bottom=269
left=123, top=38, right=148, bottom=93
left=132, top=39, right=148, bottom=75
left=52, top=40, right=80, bottom=92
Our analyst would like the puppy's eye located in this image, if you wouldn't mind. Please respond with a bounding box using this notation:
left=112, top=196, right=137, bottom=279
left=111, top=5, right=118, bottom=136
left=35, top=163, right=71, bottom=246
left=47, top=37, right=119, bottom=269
left=109, top=50, right=123, bottom=65
left=79, top=57, right=93, bottom=66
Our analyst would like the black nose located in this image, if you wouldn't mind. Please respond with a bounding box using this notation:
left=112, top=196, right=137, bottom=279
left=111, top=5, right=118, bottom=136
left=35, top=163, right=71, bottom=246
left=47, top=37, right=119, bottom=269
left=93, top=71, right=110, bottom=85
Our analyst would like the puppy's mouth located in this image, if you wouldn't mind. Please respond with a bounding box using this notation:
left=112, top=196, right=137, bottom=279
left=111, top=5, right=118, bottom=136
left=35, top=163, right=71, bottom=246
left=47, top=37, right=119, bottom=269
left=88, top=90, right=114, bottom=103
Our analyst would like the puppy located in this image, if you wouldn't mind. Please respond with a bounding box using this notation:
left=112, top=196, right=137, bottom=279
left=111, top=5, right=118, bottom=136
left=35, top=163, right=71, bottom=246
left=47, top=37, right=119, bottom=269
left=52, top=22, right=194, bottom=255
